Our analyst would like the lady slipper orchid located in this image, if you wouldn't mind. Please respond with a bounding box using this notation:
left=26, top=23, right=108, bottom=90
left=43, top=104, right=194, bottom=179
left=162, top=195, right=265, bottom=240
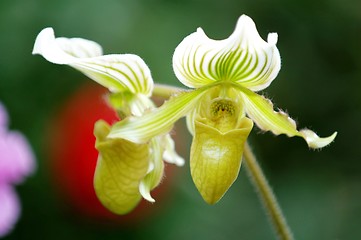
left=32, top=28, right=184, bottom=214
left=108, top=15, right=337, bottom=204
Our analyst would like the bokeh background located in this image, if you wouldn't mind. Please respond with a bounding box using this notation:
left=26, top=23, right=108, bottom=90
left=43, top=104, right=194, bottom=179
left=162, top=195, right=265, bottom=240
left=0, top=0, right=360, bottom=239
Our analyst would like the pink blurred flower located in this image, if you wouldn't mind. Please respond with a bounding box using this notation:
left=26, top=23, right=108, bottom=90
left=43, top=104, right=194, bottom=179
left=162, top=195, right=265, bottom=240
left=0, top=102, right=35, bottom=238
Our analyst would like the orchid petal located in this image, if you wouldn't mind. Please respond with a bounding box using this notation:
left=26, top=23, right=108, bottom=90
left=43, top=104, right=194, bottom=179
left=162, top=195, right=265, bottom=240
left=190, top=116, right=253, bottom=204
left=54, top=37, right=103, bottom=58
left=299, top=129, right=338, bottom=149
left=93, top=120, right=149, bottom=214
left=0, top=131, right=36, bottom=184
left=240, top=87, right=337, bottom=149
left=173, top=15, right=280, bottom=91
left=162, top=134, right=185, bottom=166
left=0, top=185, right=20, bottom=238
left=33, top=28, right=153, bottom=95
left=139, top=138, right=164, bottom=202
left=108, top=88, right=208, bottom=143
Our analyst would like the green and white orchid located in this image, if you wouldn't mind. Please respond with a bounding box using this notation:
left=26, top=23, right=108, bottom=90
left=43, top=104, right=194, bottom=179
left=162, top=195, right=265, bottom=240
left=32, top=28, right=184, bottom=214
left=108, top=15, right=337, bottom=204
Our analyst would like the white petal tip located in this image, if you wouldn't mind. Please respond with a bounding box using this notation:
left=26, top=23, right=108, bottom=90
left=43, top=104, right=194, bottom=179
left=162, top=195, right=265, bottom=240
left=164, top=153, right=185, bottom=166
left=236, top=14, right=258, bottom=32
left=174, top=155, right=185, bottom=166
left=32, top=27, right=76, bottom=64
left=301, top=130, right=337, bottom=149
left=144, top=195, right=155, bottom=203
left=175, top=159, right=185, bottom=167
left=162, top=135, right=185, bottom=167
left=267, top=33, right=278, bottom=45
left=238, top=14, right=253, bottom=23
left=32, top=27, right=55, bottom=55
left=196, top=27, right=204, bottom=33
left=139, top=182, right=155, bottom=203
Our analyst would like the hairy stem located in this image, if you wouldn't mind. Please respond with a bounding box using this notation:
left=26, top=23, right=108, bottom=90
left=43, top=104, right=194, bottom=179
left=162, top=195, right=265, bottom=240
left=243, top=142, right=294, bottom=240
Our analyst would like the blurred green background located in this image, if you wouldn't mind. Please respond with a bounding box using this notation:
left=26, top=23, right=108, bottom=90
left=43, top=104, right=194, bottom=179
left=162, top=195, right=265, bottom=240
left=0, top=0, right=360, bottom=239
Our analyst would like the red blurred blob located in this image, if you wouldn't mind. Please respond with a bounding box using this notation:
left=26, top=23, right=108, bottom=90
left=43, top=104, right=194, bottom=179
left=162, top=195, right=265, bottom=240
left=46, top=83, right=176, bottom=224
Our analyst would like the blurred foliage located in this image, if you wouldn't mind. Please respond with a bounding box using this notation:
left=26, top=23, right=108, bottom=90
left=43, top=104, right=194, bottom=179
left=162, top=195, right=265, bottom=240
left=0, top=0, right=360, bottom=239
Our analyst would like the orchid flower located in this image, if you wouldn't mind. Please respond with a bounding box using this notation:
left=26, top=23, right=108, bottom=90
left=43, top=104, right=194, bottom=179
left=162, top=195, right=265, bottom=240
left=32, top=28, right=184, bottom=214
left=0, top=102, right=35, bottom=237
left=108, top=15, right=337, bottom=204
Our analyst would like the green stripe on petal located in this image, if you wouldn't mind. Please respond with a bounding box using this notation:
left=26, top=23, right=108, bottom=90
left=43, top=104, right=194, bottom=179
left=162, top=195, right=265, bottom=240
left=239, top=86, right=337, bottom=149
left=173, top=15, right=280, bottom=91
left=186, top=107, right=199, bottom=136
left=173, top=31, right=219, bottom=88
left=93, top=120, right=149, bottom=214
left=55, top=37, right=103, bottom=58
left=108, top=88, right=208, bottom=143
left=33, top=28, right=153, bottom=95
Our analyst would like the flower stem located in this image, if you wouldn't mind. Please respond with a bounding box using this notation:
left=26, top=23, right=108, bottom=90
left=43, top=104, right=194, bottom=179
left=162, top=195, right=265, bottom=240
left=243, top=142, right=294, bottom=240
left=153, top=83, right=185, bottom=98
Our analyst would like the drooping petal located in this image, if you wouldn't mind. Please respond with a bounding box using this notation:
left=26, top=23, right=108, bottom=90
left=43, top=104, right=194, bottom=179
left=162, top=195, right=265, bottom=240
left=162, top=134, right=185, bottom=166
left=93, top=120, right=149, bottom=214
left=173, top=15, right=280, bottom=91
left=299, top=129, right=338, bottom=149
left=108, top=88, right=208, bottom=143
left=240, top=86, right=337, bottom=148
left=0, top=185, right=20, bottom=238
left=33, top=28, right=153, bottom=95
left=190, top=116, right=253, bottom=204
left=139, top=137, right=164, bottom=202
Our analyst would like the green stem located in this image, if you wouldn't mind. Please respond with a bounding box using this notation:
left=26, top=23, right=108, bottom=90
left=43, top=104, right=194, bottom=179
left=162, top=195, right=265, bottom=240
left=153, top=83, right=184, bottom=98
left=243, top=142, right=294, bottom=240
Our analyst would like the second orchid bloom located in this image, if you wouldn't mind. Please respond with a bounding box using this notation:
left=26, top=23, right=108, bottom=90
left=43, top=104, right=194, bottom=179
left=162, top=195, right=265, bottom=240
left=33, top=14, right=336, bottom=210
left=33, top=28, right=184, bottom=214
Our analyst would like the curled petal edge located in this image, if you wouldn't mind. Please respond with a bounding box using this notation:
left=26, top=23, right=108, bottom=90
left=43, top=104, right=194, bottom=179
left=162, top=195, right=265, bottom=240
left=239, top=86, right=337, bottom=149
left=300, top=129, right=337, bottom=149
left=139, top=138, right=164, bottom=202
left=33, top=27, right=153, bottom=95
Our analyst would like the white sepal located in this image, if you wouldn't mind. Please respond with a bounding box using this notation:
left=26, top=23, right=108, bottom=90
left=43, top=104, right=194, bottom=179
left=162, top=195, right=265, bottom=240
left=173, top=15, right=280, bottom=91
left=33, top=28, right=153, bottom=95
